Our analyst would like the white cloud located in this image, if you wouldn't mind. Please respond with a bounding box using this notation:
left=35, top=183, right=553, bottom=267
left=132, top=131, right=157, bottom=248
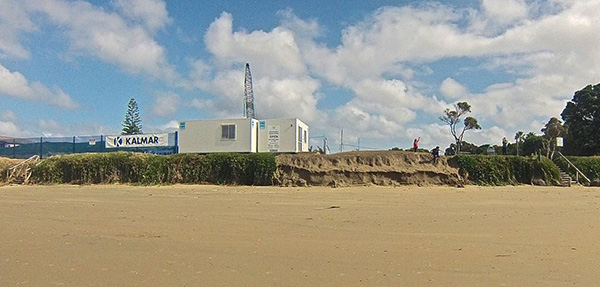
left=112, top=0, right=171, bottom=33
left=0, top=121, right=20, bottom=137
left=188, top=13, right=323, bottom=123
left=480, top=0, right=528, bottom=26
left=37, top=119, right=62, bottom=137
left=204, top=12, right=307, bottom=77
left=23, top=0, right=177, bottom=80
left=144, top=120, right=179, bottom=133
left=0, top=0, right=36, bottom=59
left=0, top=63, right=79, bottom=109
left=440, top=78, right=469, bottom=100
left=277, top=9, right=322, bottom=39
left=151, top=92, right=180, bottom=117
left=1, top=110, right=18, bottom=122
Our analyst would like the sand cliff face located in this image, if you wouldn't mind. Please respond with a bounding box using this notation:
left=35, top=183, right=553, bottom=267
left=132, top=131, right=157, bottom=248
left=275, top=151, right=463, bottom=187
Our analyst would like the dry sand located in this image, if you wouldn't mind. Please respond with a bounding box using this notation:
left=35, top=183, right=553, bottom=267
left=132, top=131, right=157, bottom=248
left=1, top=184, right=599, bottom=286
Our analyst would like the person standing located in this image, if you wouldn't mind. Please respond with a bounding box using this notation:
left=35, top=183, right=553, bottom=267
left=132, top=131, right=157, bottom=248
left=502, top=137, right=508, bottom=155
left=431, top=146, right=440, bottom=164
left=413, top=137, right=420, bottom=152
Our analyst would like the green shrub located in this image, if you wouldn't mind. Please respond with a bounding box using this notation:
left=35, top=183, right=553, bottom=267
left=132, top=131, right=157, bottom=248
left=450, top=155, right=561, bottom=186
left=30, top=152, right=277, bottom=186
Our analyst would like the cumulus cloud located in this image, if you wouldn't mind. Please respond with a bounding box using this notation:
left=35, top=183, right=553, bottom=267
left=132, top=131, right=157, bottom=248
left=189, top=13, right=323, bottom=123
left=144, top=120, right=179, bottom=133
left=23, top=0, right=177, bottom=80
left=0, top=63, right=79, bottom=109
left=440, top=78, right=469, bottom=100
left=204, top=12, right=307, bottom=77
left=481, top=0, right=528, bottom=24
left=151, top=92, right=180, bottom=117
left=0, top=0, right=36, bottom=59
left=112, top=0, right=171, bottom=33
left=0, top=117, right=21, bottom=137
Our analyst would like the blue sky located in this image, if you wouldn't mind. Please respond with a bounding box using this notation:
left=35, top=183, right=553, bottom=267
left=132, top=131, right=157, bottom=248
left=1, top=0, right=599, bottom=152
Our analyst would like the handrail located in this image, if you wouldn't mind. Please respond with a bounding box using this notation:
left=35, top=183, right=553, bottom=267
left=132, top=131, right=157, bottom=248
left=556, top=152, right=591, bottom=184
left=8, top=155, right=39, bottom=171
left=6, top=155, right=40, bottom=180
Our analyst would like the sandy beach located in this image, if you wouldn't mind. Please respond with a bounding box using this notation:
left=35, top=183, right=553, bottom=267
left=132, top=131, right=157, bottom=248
left=1, top=184, right=599, bottom=286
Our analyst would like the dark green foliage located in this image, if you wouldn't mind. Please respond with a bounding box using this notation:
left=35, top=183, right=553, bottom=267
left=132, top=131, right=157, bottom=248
left=554, top=156, right=600, bottom=183
left=522, top=134, right=545, bottom=157
left=122, top=98, right=143, bottom=135
left=30, top=152, right=277, bottom=186
left=561, top=83, right=600, bottom=155
left=450, top=155, right=561, bottom=186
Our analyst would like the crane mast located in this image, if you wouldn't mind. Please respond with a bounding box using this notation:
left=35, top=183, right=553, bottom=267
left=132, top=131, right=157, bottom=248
left=243, top=63, right=255, bottom=119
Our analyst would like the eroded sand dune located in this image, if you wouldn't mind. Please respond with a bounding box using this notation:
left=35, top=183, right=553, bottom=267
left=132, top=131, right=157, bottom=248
left=276, top=151, right=462, bottom=187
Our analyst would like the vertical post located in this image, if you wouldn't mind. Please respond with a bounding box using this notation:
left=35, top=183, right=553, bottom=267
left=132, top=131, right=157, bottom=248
left=72, top=136, right=76, bottom=154
left=40, top=137, right=43, bottom=159
left=174, top=131, right=179, bottom=154
left=100, top=135, right=104, bottom=153
left=340, top=130, right=344, bottom=153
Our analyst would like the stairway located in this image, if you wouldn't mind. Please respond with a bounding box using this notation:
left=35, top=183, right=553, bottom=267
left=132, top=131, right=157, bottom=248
left=5, top=155, right=40, bottom=185
left=559, top=170, right=577, bottom=187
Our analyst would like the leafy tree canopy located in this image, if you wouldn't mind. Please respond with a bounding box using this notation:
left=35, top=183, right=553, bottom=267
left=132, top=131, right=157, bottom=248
left=439, top=102, right=481, bottom=154
left=561, top=83, right=600, bottom=155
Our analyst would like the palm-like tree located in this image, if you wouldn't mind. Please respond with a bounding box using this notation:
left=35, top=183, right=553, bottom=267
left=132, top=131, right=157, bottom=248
left=514, top=131, right=524, bottom=156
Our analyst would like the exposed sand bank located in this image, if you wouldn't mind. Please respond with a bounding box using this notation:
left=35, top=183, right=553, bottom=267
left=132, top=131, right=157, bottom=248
left=276, top=151, right=462, bottom=187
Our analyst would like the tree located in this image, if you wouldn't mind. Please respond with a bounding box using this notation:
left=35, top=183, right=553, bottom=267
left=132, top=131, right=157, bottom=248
left=561, top=83, right=600, bottom=155
left=522, top=132, right=545, bottom=157
left=439, top=102, right=481, bottom=154
left=514, top=131, right=524, bottom=156
left=541, top=117, right=565, bottom=159
left=122, top=98, right=143, bottom=135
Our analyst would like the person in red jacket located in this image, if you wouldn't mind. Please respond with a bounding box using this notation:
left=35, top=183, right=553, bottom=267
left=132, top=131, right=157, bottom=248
left=413, top=137, right=420, bottom=152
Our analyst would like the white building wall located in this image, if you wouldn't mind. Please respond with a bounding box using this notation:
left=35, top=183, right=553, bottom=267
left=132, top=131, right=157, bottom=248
left=178, top=118, right=258, bottom=153
left=257, top=118, right=309, bottom=153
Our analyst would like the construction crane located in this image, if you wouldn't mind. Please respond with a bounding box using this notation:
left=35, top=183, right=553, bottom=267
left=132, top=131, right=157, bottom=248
left=243, top=63, right=255, bottom=119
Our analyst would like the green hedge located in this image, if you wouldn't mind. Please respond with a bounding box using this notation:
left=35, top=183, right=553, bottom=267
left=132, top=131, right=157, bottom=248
left=449, top=155, right=561, bottom=186
left=30, top=152, right=277, bottom=186
left=554, top=156, right=600, bottom=183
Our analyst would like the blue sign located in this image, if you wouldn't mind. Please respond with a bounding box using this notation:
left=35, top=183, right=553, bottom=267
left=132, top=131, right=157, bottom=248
left=179, top=122, right=186, bottom=130
left=260, top=121, right=266, bottom=130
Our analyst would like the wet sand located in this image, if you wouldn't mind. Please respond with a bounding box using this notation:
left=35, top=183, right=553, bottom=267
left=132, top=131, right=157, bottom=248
left=1, top=184, right=599, bottom=286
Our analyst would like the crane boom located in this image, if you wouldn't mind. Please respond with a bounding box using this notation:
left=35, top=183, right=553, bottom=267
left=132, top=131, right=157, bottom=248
left=243, top=63, right=255, bottom=119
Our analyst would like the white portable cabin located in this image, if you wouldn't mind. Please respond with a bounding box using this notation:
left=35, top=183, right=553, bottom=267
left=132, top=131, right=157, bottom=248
left=178, top=118, right=309, bottom=153
left=178, top=118, right=259, bottom=153
left=257, top=118, right=309, bottom=153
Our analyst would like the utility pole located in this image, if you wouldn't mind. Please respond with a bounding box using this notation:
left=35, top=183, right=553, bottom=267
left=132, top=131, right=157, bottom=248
left=340, top=130, right=344, bottom=152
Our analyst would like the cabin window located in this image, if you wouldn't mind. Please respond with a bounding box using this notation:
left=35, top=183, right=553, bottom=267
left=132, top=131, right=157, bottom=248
left=221, top=124, right=236, bottom=140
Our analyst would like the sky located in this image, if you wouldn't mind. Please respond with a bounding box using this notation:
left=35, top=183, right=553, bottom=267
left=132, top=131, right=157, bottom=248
left=1, top=0, right=599, bottom=152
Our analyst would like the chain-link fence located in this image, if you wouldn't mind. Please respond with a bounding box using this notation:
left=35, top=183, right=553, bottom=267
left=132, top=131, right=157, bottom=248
left=0, top=133, right=178, bottom=159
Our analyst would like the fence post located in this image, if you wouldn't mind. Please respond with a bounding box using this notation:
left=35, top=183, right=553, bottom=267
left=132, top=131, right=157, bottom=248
left=100, top=135, right=104, bottom=153
left=40, top=137, right=43, bottom=159
left=174, top=131, right=179, bottom=154
left=73, top=136, right=76, bottom=154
